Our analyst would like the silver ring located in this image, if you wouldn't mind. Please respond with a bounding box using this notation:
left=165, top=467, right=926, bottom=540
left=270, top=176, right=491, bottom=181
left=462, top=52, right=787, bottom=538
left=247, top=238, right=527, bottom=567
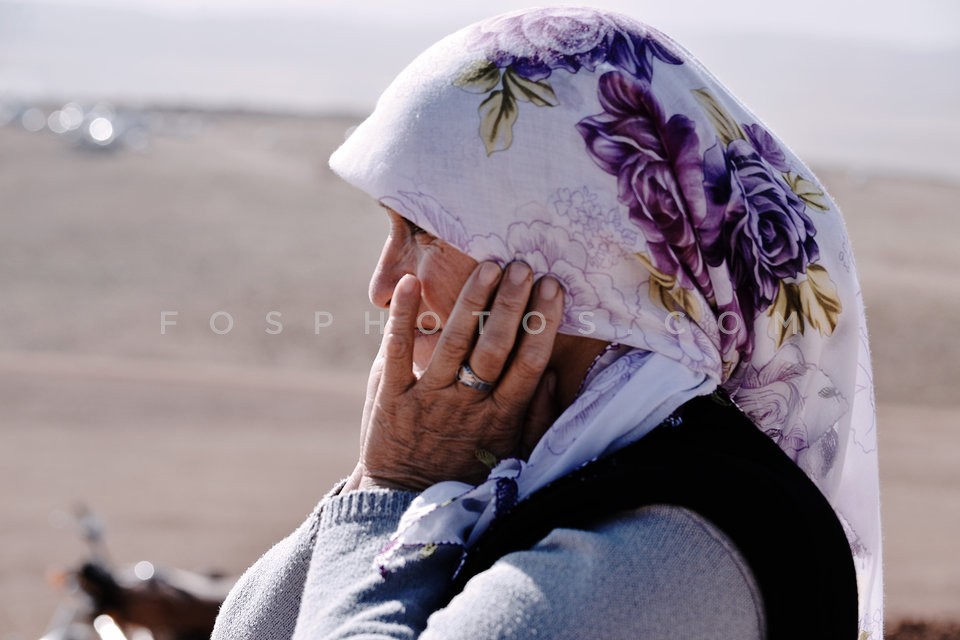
left=457, top=362, right=495, bottom=392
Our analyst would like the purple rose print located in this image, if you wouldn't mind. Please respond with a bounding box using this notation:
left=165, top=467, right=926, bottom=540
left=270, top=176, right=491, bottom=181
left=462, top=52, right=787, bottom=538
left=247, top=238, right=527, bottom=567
left=742, top=123, right=790, bottom=172
left=544, top=350, right=650, bottom=455
left=551, top=187, right=640, bottom=269
left=474, top=7, right=682, bottom=82
left=476, top=8, right=615, bottom=81
left=459, top=9, right=683, bottom=154
left=577, top=71, right=714, bottom=299
left=739, top=370, right=809, bottom=460
left=630, top=285, right=721, bottom=377
left=736, top=344, right=847, bottom=465
left=703, top=138, right=820, bottom=322
left=467, top=219, right=631, bottom=333
left=552, top=187, right=605, bottom=231
left=603, top=18, right=683, bottom=81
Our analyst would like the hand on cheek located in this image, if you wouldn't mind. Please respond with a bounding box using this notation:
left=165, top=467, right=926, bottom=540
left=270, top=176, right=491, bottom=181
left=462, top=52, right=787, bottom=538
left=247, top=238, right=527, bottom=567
left=346, top=263, right=564, bottom=492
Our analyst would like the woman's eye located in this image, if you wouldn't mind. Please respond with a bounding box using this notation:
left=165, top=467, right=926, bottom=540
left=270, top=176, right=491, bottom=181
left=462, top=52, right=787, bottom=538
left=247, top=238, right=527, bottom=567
left=406, top=220, right=429, bottom=236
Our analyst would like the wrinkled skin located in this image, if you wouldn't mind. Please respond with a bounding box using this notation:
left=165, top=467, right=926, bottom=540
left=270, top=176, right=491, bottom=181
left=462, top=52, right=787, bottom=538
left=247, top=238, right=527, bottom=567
left=344, top=209, right=566, bottom=491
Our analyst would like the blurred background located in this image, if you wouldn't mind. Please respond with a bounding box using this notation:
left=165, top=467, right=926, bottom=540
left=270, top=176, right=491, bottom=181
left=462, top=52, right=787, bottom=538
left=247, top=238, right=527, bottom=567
left=1, top=0, right=958, bottom=637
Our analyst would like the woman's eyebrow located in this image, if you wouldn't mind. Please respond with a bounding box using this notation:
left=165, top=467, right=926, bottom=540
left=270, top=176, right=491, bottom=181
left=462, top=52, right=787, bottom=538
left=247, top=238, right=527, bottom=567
left=402, top=217, right=429, bottom=236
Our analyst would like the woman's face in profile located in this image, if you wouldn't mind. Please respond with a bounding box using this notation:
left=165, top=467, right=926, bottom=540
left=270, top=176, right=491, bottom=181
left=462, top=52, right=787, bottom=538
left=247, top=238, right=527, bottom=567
left=369, top=208, right=479, bottom=372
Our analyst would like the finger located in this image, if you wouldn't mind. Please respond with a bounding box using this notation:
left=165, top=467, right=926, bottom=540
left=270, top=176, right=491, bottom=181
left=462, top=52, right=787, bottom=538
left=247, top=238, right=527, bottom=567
left=493, top=276, right=564, bottom=411
left=380, top=274, right=420, bottom=395
left=420, top=261, right=501, bottom=389
left=520, top=369, right=558, bottom=458
left=467, top=261, right=534, bottom=383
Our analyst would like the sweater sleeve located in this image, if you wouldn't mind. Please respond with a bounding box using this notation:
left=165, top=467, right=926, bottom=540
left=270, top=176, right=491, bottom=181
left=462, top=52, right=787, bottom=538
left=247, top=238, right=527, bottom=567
left=292, top=492, right=765, bottom=640
left=212, top=481, right=348, bottom=640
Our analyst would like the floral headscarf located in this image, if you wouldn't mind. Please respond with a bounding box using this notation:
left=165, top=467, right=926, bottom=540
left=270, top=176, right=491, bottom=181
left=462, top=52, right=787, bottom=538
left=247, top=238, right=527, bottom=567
left=330, top=7, right=881, bottom=637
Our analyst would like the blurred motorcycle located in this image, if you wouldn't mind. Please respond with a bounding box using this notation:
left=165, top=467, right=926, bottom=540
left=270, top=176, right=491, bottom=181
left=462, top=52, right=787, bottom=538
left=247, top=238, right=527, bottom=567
left=40, top=506, right=232, bottom=640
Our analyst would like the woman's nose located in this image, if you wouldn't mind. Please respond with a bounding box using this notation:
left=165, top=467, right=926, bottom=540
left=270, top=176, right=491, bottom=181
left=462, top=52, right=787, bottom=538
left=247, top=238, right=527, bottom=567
left=368, top=235, right=411, bottom=309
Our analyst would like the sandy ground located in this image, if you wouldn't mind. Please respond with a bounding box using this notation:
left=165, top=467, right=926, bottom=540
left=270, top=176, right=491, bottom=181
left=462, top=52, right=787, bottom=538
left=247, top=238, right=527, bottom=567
left=1, top=113, right=959, bottom=636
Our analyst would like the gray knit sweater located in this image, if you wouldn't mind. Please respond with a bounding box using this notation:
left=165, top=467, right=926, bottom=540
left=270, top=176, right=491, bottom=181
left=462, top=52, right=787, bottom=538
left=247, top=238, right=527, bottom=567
left=212, top=486, right=765, bottom=639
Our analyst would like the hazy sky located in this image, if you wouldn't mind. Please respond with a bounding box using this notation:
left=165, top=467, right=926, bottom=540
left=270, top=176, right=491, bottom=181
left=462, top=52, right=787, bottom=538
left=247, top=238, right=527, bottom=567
left=4, top=0, right=959, bottom=177
left=25, top=0, right=960, bottom=50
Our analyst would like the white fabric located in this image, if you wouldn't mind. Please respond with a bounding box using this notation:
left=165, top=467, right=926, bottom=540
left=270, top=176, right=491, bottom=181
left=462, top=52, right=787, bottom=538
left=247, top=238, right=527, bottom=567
left=383, top=351, right=712, bottom=555
left=330, top=7, right=882, bottom=637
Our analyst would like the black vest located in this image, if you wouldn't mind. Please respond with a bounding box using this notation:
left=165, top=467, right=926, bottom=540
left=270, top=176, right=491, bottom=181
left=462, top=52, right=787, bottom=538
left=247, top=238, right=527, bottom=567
left=452, top=391, right=858, bottom=639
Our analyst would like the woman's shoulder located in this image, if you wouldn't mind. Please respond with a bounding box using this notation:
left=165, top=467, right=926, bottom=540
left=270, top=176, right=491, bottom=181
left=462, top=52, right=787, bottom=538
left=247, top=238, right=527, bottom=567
left=211, top=488, right=336, bottom=640
left=455, top=392, right=856, bottom=639
left=542, top=503, right=766, bottom=630
left=588, top=502, right=762, bottom=587
left=427, top=503, right=764, bottom=640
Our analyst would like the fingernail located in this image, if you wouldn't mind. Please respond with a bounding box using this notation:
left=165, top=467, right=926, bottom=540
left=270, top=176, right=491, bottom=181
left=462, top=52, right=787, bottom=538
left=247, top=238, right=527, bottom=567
left=539, top=277, right=559, bottom=300
left=508, top=262, right=530, bottom=285
left=479, top=261, right=500, bottom=286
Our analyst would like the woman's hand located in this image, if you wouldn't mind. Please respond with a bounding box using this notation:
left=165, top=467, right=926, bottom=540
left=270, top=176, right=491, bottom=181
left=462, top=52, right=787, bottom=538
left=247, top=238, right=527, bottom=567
left=345, top=262, right=564, bottom=491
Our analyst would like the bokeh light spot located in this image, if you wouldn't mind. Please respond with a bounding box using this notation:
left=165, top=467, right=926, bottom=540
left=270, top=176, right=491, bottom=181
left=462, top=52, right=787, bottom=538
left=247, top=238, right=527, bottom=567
left=21, top=107, right=46, bottom=132
left=134, top=560, right=155, bottom=580
left=88, top=117, right=115, bottom=144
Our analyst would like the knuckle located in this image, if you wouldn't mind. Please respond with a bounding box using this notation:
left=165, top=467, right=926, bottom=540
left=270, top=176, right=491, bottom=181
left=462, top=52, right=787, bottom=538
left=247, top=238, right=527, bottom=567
left=512, top=355, right=546, bottom=381
left=385, top=333, right=408, bottom=358
left=491, top=391, right=527, bottom=418
left=443, top=324, right=475, bottom=350
left=472, top=341, right=511, bottom=368
left=387, top=310, right=414, bottom=330
left=460, top=276, right=496, bottom=309
left=532, top=296, right=563, bottom=324
left=516, top=337, right=552, bottom=370
left=477, top=322, right=515, bottom=347
left=461, top=289, right=490, bottom=310
left=528, top=311, right=560, bottom=339
left=493, top=293, right=528, bottom=316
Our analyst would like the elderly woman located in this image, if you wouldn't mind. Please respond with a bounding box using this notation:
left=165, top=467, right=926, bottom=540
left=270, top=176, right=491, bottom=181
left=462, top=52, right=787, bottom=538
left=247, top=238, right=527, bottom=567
left=213, top=7, right=882, bottom=640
